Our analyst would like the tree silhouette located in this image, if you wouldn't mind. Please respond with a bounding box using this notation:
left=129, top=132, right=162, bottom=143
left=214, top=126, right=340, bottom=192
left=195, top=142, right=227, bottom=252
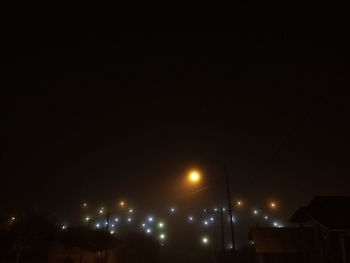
left=7, top=212, right=58, bottom=263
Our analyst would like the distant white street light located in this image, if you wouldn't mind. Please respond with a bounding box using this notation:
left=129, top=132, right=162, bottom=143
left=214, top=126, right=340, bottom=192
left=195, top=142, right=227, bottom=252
left=202, top=236, right=209, bottom=245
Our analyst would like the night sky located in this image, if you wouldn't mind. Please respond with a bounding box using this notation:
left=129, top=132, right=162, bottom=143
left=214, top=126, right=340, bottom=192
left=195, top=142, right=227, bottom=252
left=2, top=0, right=350, bottom=224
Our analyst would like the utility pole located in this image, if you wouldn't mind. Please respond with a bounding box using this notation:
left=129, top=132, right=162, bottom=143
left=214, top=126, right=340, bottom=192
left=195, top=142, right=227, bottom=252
left=106, top=212, right=110, bottom=232
left=220, top=207, right=225, bottom=251
left=224, top=164, right=236, bottom=253
left=207, top=209, right=225, bottom=251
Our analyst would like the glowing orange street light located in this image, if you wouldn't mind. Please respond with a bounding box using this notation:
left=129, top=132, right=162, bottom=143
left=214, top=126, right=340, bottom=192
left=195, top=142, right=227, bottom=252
left=119, top=201, right=125, bottom=208
left=188, top=170, right=201, bottom=184
left=236, top=200, right=243, bottom=207
left=269, top=202, right=277, bottom=209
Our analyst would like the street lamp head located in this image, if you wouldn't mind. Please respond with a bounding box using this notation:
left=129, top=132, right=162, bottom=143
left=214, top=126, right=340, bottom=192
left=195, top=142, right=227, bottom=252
left=270, top=202, right=277, bottom=209
left=188, top=170, right=201, bottom=184
left=202, top=236, right=209, bottom=245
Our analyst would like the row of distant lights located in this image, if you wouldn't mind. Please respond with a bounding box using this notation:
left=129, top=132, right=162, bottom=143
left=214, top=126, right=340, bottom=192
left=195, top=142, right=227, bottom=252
left=97, top=208, right=134, bottom=215
left=89, top=214, right=212, bottom=227
left=236, top=200, right=277, bottom=209
left=85, top=200, right=278, bottom=219
left=87, top=206, right=281, bottom=227
left=83, top=201, right=282, bottom=228
left=62, top=222, right=166, bottom=241
left=252, top=210, right=282, bottom=227
left=84, top=199, right=277, bottom=212
left=65, top=204, right=281, bottom=248
left=91, top=215, right=167, bottom=240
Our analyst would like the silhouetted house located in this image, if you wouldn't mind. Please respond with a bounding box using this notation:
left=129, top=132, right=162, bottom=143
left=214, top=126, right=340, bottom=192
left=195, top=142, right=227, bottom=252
left=249, top=227, right=322, bottom=263
left=290, top=196, right=350, bottom=263
left=48, top=228, right=120, bottom=263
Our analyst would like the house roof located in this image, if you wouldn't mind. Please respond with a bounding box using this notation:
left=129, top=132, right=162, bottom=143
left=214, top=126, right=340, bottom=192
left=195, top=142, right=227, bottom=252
left=290, top=196, right=350, bottom=230
left=249, top=227, right=318, bottom=253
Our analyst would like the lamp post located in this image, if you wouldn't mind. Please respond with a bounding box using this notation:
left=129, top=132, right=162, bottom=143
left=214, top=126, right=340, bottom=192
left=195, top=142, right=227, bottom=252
left=186, top=165, right=236, bottom=253
left=206, top=208, right=225, bottom=251
left=224, top=164, right=236, bottom=253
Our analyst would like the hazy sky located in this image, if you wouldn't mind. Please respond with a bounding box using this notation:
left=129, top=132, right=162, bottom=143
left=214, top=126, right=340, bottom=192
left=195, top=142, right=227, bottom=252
left=2, top=0, right=350, bottom=223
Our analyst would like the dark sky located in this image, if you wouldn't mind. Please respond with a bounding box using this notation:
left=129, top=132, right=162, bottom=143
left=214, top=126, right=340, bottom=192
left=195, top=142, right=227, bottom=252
left=1, top=0, right=350, bottom=222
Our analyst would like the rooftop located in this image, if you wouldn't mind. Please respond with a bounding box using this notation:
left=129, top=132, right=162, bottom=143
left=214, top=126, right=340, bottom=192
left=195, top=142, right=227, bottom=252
left=290, top=196, right=350, bottom=230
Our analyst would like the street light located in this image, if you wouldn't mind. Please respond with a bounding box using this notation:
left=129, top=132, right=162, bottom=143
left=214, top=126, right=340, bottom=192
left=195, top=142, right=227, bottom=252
left=269, top=202, right=277, bottom=209
left=185, top=165, right=236, bottom=252
left=188, top=170, right=201, bottom=184
left=202, top=236, right=209, bottom=245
